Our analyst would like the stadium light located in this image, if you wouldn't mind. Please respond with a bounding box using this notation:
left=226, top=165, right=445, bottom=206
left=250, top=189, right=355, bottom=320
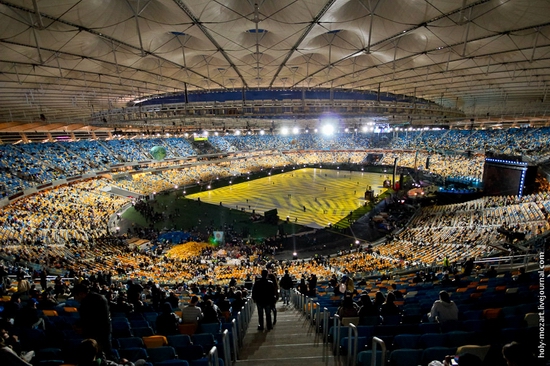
left=281, top=127, right=289, bottom=135
left=321, top=124, right=334, bottom=136
left=362, top=126, right=368, bottom=132
left=292, top=127, right=300, bottom=135
left=235, top=130, right=241, bottom=135
left=260, top=130, right=265, bottom=135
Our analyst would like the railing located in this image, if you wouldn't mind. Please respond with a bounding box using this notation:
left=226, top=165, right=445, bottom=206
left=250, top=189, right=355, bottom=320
left=333, top=314, right=342, bottom=355
left=231, top=318, right=239, bottom=361
left=221, top=329, right=231, bottom=365
left=347, top=323, right=359, bottom=366
left=322, top=307, right=329, bottom=343
left=371, top=336, right=386, bottom=366
left=207, top=345, right=219, bottom=366
left=314, top=301, right=321, bottom=333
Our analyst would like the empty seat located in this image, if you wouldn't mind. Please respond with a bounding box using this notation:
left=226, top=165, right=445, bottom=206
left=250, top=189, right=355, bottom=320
left=357, top=350, right=385, bottom=366
left=167, top=335, right=192, bottom=348
left=389, top=349, right=423, bottom=366
left=147, top=346, right=177, bottom=364
left=132, top=327, right=155, bottom=338
left=393, top=334, right=420, bottom=349
left=143, top=335, right=169, bottom=348
left=447, top=331, right=474, bottom=348
left=117, top=337, right=145, bottom=349
left=420, top=333, right=446, bottom=348
left=120, top=347, right=148, bottom=363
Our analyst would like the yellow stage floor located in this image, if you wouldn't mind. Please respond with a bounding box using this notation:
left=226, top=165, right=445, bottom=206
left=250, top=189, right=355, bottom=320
left=186, top=168, right=389, bottom=229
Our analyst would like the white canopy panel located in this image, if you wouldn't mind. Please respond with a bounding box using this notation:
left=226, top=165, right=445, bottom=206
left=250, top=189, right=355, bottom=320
left=0, top=0, right=549, bottom=123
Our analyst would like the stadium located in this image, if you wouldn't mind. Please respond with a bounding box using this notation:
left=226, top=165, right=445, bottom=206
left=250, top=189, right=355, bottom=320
left=0, top=1, right=549, bottom=366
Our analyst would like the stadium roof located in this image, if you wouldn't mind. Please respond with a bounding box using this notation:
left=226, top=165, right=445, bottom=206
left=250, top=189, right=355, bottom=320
left=1, top=0, right=550, bottom=126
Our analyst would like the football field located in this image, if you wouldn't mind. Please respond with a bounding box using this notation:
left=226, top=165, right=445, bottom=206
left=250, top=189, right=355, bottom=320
left=186, top=168, right=389, bottom=228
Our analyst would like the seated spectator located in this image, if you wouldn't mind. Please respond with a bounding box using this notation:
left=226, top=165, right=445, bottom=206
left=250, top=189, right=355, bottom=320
left=428, top=290, right=459, bottom=323
left=373, top=291, right=386, bottom=311
left=0, top=324, right=34, bottom=365
left=358, top=294, right=379, bottom=318
left=380, top=291, right=400, bottom=317
left=14, top=299, right=45, bottom=330
left=231, top=290, right=246, bottom=316
left=337, top=295, right=359, bottom=318
left=429, top=352, right=483, bottom=366
left=76, top=338, right=140, bottom=366
left=298, top=278, right=308, bottom=295
left=156, top=302, right=180, bottom=336
left=201, top=299, right=222, bottom=325
left=501, top=341, right=537, bottom=366
left=181, top=296, right=203, bottom=324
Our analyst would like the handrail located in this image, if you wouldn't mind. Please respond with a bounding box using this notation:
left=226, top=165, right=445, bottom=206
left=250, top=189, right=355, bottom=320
left=221, top=329, right=231, bottom=365
left=207, top=345, right=219, bottom=366
left=333, top=314, right=341, bottom=355
left=231, top=318, right=239, bottom=360
left=315, top=301, right=321, bottom=332
left=371, top=336, right=386, bottom=366
left=309, top=298, right=315, bottom=323
left=323, top=307, right=329, bottom=343
left=347, top=323, right=358, bottom=366
left=236, top=311, right=243, bottom=348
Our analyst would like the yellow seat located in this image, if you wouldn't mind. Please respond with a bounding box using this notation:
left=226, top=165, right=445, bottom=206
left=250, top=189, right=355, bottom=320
left=143, top=335, right=168, bottom=348
left=43, top=310, right=58, bottom=317
left=64, top=307, right=78, bottom=313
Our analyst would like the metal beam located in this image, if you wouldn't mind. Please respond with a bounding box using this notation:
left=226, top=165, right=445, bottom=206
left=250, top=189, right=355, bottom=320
left=294, top=0, right=492, bottom=87
left=268, top=0, right=338, bottom=87
left=0, top=0, right=221, bottom=89
left=172, top=0, right=247, bottom=88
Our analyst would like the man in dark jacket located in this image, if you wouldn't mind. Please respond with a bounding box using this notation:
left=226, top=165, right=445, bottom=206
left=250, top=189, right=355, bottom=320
left=252, top=269, right=275, bottom=331
left=73, top=284, right=112, bottom=359
left=279, top=270, right=293, bottom=306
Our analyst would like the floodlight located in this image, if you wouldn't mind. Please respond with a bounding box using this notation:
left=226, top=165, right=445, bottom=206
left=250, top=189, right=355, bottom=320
left=321, top=124, right=334, bottom=136
left=281, top=127, right=289, bottom=135
left=292, top=127, right=300, bottom=134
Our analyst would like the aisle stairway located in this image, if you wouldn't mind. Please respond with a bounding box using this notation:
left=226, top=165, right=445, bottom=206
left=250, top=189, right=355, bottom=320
left=236, top=301, right=341, bottom=366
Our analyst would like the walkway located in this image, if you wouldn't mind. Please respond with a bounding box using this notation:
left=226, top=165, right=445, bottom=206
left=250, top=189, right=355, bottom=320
left=236, top=301, right=341, bottom=366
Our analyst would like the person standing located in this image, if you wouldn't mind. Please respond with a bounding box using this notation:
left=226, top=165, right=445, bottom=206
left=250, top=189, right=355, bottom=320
left=279, top=270, right=293, bottom=306
left=252, top=269, right=276, bottom=331
left=72, top=284, right=113, bottom=360
left=267, top=273, right=279, bottom=325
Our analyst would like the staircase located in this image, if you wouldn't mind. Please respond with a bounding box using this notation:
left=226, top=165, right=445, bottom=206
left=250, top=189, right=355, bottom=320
left=236, top=301, right=341, bottom=366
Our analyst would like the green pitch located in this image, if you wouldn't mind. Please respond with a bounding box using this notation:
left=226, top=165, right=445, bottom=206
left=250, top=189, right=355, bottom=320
left=187, top=168, right=388, bottom=229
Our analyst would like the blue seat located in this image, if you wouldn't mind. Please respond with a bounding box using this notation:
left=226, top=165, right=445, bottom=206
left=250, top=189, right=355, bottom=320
left=147, top=346, right=177, bottom=364
left=389, top=349, right=423, bottom=366
left=176, top=345, right=204, bottom=361
left=418, top=323, right=440, bottom=334
left=120, top=347, right=149, bottom=363
left=156, top=360, right=189, bottom=366
left=189, top=358, right=223, bottom=366
left=392, top=334, right=420, bottom=349
left=447, top=331, right=474, bottom=348
left=191, top=334, right=216, bottom=352
left=167, top=335, right=192, bottom=348
left=132, top=326, right=155, bottom=338
left=117, top=337, right=145, bottom=349
left=356, top=350, right=384, bottom=366
left=198, top=323, right=220, bottom=335
left=420, top=333, right=446, bottom=348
